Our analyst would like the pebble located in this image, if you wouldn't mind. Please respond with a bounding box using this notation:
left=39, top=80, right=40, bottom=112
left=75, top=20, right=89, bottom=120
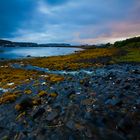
left=46, top=111, right=58, bottom=121
left=66, top=120, right=75, bottom=130
left=33, top=108, right=46, bottom=119
left=81, top=99, right=95, bottom=105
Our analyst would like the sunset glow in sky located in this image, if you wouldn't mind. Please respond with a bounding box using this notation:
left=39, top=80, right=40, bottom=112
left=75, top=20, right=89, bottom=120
left=0, top=0, right=140, bottom=44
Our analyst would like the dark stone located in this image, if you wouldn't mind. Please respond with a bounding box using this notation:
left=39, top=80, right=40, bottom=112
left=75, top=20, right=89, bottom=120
left=33, top=108, right=46, bottom=119
left=117, top=116, right=133, bottom=134
left=84, top=127, right=93, bottom=138
left=115, top=79, right=121, bottom=84
left=66, top=120, right=75, bottom=130
left=81, top=99, right=94, bottom=105
left=67, top=91, right=76, bottom=98
left=105, top=98, right=122, bottom=106
left=130, top=69, right=140, bottom=74
left=46, top=111, right=58, bottom=121
left=17, top=97, right=33, bottom=111
left=83, top=81, right=90, bottom=87
left=98, top=128, right=126, bottom=140
left=123, top=83, right=131, bottom=90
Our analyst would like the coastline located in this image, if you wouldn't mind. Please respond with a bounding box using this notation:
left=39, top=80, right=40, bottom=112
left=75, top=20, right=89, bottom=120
left=0, top=45, right=140, bottom=139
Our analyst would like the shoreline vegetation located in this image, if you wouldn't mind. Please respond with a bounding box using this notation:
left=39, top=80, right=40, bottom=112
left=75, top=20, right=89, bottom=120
left=0, top=36, right=140, bottom=139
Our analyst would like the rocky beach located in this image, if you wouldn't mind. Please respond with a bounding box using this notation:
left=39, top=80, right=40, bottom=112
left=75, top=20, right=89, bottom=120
left=0, top=0, right=140, bottom=139
left=0, top=39, right=140, bottom=139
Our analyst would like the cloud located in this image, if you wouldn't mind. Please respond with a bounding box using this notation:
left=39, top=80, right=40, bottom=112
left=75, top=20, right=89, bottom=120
left=0, top=0, right=36, bottom=37
left=1, top=0, right=140, bottom=44
left=43, top=0, right=69, bottom=6
left=37, top=0, right=135, bottom=26
left=73, top=21, right=140, bottom=44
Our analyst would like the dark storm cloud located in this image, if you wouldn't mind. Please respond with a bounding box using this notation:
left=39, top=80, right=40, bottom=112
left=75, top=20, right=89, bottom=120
left=0, top=0, right=35, bottom=37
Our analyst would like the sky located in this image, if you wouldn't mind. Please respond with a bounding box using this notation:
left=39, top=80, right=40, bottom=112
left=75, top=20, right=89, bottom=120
left=0, top=0, right=140, bottom=44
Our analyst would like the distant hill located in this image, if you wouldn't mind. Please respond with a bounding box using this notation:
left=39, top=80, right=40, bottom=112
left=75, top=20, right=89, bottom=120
left=0, top=39, right=71, bottom=47
left=39, top=43, right=71, bottom=47
left=0, top=39, right=38, bottom=47
left=0, top=36, right=140, bottom=48
left=114, top=36, right=140, bottom=48
left=0, top=39, right=12, bottom=45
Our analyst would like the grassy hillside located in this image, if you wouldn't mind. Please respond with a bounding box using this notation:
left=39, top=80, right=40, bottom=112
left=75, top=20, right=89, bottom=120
left=114, top=36, right=140, bottom=48
left=112, top=36, right=140, bottom=63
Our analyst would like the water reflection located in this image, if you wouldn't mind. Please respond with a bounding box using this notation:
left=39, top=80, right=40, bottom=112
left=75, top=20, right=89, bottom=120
left=0, top=47, right=82, bottom=59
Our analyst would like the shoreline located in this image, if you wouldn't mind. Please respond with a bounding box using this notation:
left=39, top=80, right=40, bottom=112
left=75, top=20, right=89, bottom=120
left=0, top=46, right=140, bottom=139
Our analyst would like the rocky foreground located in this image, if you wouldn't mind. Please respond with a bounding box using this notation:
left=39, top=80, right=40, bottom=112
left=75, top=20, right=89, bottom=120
left=0, top=63, right=140, bottom=140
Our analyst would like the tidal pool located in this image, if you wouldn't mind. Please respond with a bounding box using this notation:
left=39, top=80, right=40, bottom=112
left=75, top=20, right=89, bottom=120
left=0, top=47, right=82, bottom=59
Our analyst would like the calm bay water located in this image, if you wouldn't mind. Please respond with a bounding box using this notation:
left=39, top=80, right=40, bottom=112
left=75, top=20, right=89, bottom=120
left=0, top=47, right=82, bottom=59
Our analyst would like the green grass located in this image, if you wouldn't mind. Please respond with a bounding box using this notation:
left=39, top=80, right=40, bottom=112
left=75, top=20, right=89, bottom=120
left=114, top=48, right=140, bottom=63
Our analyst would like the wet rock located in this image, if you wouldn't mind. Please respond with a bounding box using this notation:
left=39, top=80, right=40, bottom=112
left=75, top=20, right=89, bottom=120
left=105, top=98, right=123, bottom=106
left=66, top=120, right=75, bottom=130
left=0, top=63, right=140, bottom=139
left=123, top=83, right=131, bottom=90
left=75, top=123, right=85, bottom=131
left=115, top=78, right=121, bottom=84
left=35, top=128, right=46, bottom=140
left=67, top=91, right=76, bottom=99
left=84, top=126, right=93, bottom=138
left=83, top=82, right=90, bottom=87
left=130, top=69, right=140, bottom=74
left=15, top=97, right=33, bottom=111
left=117, top=115, right=133, bottom=134
left=33, top=108, right=46, bottom=119
left=101, top=130, right=126, bottom=140
left=108, top=72, right=116, bottom=78
left=46, top=111, right=58, bottom=121
left=81, top=98, right=95, bottom=105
